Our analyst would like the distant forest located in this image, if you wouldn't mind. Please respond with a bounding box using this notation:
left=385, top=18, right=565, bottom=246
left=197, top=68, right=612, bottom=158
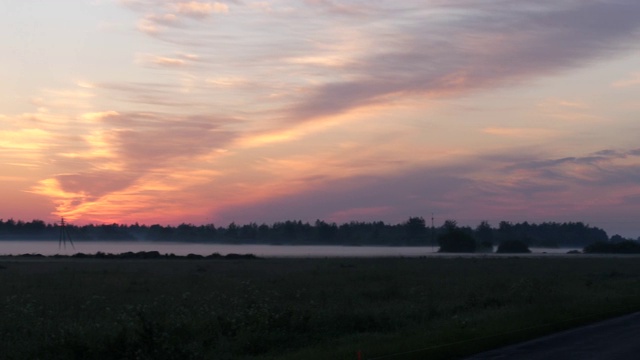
left=0, top=217, right=633, bottom=248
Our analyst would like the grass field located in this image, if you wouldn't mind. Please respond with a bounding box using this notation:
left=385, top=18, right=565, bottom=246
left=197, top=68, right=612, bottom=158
left=2, top=255, right=640, bottom=359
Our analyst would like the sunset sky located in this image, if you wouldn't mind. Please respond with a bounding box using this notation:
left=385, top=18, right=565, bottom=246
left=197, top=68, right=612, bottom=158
left=1, top=0, right=639, bottom=237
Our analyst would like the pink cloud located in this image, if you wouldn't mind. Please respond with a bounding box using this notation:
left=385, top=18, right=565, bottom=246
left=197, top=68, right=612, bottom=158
left=172, top=1, right=228, bottom=18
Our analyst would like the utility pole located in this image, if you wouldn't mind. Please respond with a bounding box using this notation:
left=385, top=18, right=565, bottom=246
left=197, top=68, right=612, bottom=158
left=431, top=213, right=435, bottom=252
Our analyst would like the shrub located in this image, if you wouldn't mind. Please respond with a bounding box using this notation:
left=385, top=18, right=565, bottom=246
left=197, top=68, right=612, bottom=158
left=584, top=240, right=640, bottom=254
left=496, top=240, right=531, bottom=253
left=476, top=241, right=494, bottom=253
left=438, top=230, right=476, bottom=253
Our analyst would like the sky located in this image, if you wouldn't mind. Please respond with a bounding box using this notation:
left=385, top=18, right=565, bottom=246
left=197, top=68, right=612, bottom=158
left=1, top=0, right=639, bottom=238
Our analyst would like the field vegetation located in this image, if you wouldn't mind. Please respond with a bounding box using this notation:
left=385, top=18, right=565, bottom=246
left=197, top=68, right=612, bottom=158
left=2, top=256, right=640, bottom=359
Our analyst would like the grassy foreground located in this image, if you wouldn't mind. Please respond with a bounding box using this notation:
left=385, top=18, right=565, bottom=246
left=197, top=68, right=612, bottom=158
left=2, top=256, right=640, bottom=359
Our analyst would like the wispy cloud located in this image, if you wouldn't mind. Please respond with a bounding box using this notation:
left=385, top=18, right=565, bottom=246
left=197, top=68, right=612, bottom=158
left=503, top=148, right=640, bottom=187
left=283, top=1, right=640, bottom=123
left=115, top=0, right=640, bottom=131
left=172, top=1, right=229, bottom=18
left=611, top=72, right=640, bottom=88
left=304, top=0, right=371, bottom=16
left=137, top=13, right=179, bottom=34
left=136, top=54, right=187, bottom=67
left=482, top=127, right=556, bottom=139
left=128, top=0, right=230, bottom=35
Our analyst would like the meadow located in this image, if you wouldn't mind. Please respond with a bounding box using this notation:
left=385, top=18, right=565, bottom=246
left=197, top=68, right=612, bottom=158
left=2, top=255, right=640, bottom=359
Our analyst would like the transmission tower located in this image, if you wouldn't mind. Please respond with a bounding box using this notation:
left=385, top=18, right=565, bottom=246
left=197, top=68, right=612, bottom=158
left=58, top=217, right=75, bottom=250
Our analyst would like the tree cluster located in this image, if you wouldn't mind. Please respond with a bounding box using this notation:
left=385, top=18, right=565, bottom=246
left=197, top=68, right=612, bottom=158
left=0, top=218, right=619, bottom=249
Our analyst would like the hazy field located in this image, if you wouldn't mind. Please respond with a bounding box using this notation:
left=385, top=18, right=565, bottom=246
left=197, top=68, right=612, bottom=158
left=2, top=256, right=640, bottom=359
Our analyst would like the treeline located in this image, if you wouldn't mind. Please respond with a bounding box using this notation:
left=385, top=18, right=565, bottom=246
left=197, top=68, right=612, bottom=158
left=6, top=251, right=259, bottom=260
left=0, top=217, right=621, bottom=247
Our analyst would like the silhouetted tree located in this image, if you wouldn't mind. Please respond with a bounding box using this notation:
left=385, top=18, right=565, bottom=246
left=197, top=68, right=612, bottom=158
left=438, top=220, right=476, bottom=253
left=239, top=223, right=258, bottom=241
left=496, top=239, right=531, bottom=253
left=404, top=217, right=426, bottom=245
left=315, top=220, right=338, bottom=243
left=257, top=223, right=270, bottom=240
left=226, top=222, right=239, bottom=240
left=475, top=220, right=494, bottom=251
left=610, top=234, right=626, bottom=243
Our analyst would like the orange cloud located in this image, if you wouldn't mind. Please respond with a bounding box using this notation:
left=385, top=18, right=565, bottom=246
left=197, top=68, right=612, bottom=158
left=153, top=56, right=186, bottom=66
left=136, top=53, right=193, bottom=67
left=80, top=111, right=120, bottom=123
left=0, top=128, right=50, bottom=151
left=23, top=110, right=238, bottom=223
left=31, top=165, right=223, bottom=223
left=482, top=127, right=556, bottom=139
left=235, top=128, right=304, bottom=148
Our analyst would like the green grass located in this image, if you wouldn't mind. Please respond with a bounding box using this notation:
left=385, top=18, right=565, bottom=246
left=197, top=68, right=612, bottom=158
left=2, top=256, right=640, bottom=359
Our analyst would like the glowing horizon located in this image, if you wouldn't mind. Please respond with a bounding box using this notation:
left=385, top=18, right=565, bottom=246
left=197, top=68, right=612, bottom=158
left=1, top=1, right=639, bottom=237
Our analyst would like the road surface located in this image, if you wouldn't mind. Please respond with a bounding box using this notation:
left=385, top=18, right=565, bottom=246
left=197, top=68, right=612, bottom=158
left=466, top=312, right=640, bottom=359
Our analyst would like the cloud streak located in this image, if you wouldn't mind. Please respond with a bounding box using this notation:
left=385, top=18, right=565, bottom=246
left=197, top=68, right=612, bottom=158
left=120, top=1, right=640, bottom=128
left=284, top=0, right=640, bottom=123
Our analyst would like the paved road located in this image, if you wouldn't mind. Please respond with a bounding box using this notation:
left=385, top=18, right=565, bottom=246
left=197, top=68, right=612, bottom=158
left=466, top=312, right=640, bottom=359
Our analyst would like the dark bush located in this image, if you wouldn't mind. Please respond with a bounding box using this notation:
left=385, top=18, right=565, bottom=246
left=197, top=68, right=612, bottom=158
left=584, top=240, right=640, bottom=254
left=477, top=241, right=494, bottom=253
left=140, top=251, right=161, bottom=258
left=438, top=230, right=476, bottom=253
left=225, top=253, right=258, bottom=259
left=496, top=240, right=531, bottom=253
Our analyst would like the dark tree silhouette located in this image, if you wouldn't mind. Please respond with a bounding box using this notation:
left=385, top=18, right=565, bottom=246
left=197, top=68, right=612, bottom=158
left=404, top=217, right=426, bottom=245
left=438, top=220, right=476, bottom=253
left=496, top=240, right=531, bottom=253
left=0, top=218, right=620, bottom=247
left=475, top=220, right=494, bottom=251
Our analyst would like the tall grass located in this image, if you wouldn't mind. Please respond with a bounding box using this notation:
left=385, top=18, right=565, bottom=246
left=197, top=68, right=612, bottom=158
left=2, top=256, right=640, bottom=359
